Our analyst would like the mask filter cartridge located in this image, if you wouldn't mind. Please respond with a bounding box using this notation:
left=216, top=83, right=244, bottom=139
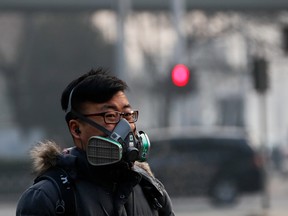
left=87, top=136, right=123, bottom=166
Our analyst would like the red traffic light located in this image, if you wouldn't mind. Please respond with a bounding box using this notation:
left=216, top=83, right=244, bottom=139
left=171, top=64, right=190, bottom=87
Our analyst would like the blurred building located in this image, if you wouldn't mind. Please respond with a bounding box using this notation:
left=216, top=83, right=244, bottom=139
left=0, top=3, right=288, bottom=157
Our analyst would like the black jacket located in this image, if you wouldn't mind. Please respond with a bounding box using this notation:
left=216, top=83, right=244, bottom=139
left=16, top=141, right=174, bottom=216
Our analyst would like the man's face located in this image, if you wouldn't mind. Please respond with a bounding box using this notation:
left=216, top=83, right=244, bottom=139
left=69, top=91, right=136, bottom=150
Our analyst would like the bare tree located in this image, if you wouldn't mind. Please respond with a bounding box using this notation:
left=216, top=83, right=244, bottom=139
left=2, top=12, right=115, bottom=146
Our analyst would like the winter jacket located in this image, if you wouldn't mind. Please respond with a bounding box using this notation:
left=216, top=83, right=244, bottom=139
left=16, top=141, right=175, bottom=216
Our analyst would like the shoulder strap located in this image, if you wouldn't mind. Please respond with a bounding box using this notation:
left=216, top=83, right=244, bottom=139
left=34, top=168, right=76, bottom=216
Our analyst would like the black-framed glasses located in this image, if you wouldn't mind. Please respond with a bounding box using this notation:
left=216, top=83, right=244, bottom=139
left=83, top=110, right=139, bottom=124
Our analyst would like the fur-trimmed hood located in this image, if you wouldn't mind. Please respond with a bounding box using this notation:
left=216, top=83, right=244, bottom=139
left=30, top=141, right=61, bottom=176
left=30, top=141, right=154, bottom=177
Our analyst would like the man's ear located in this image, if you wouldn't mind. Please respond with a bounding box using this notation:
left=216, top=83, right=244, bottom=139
left=69, top=120, right=81, bottom=138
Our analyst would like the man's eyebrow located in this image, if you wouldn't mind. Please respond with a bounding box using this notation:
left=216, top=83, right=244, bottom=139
left=100, top=104, right=117, bottom=110
left=123, top=104, right=132, bottom=109
left=100, top=104, right=132, bottom=111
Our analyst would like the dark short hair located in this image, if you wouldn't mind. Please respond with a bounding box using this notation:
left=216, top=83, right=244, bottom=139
left=61, top=68, right=128, bottom=123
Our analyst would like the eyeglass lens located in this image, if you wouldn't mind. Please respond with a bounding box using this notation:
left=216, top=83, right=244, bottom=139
left=104, top=111, right=137, bottom=123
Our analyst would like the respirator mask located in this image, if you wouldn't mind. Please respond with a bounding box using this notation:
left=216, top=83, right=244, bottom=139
left=86, top=118, right=150, bottom=166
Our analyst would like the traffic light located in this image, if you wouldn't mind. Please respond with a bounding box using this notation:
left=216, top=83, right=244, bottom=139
left=169, top=64, right=195, bottom=94
left=171, top=64, right=190, bottom=87
left=252, top=57, right=269, bottom=94
left=282, top=26, right=288, bottom=54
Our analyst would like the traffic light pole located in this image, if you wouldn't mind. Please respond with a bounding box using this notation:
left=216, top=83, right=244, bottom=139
left=115, top=0, right=130, bottom=79
left=258, top=92, right=270, bottom=212
left=170, top=0, right=186, bottom=64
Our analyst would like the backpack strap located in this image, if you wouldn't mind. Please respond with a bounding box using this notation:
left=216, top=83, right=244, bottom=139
left=34, top=167, right=76, bottom=216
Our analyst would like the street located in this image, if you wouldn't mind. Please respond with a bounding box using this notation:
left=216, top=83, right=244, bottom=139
left=173, top=173, right=288, bottom=216
left=1, top=174, right=287, bottom=216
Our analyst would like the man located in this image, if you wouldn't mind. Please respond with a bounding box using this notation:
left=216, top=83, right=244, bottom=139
left=16, top=68, right=175, bottom=216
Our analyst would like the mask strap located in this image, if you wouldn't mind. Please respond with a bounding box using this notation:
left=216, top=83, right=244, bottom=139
left=66, top=88, right=74, bottom=114
left=66, top=88, right=112, bottom=137
left=70, top=110, right=112, bottom=137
